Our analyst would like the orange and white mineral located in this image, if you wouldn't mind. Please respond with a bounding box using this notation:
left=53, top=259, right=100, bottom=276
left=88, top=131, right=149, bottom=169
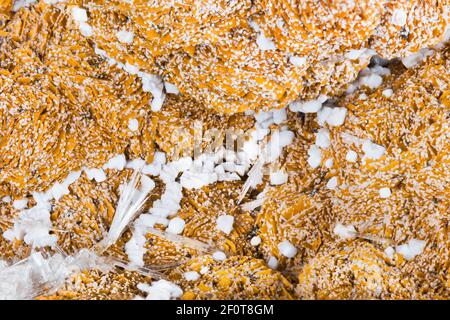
left=0, top=0, right=449, bottom=300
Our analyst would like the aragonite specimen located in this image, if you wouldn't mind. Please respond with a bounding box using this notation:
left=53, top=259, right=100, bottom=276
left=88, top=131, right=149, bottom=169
left=169, top=255, right=295, bottom=300
left=0, top=0, right=449, bottom=301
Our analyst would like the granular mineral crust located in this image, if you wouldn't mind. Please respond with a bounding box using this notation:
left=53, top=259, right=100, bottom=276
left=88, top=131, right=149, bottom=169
left=0, top=2, right=156, bottom=198
left=78, top=0, right=450, bottom=113
left=0, top=0, right=450, bottom=300
left=169, top=255, right=295, bottom=300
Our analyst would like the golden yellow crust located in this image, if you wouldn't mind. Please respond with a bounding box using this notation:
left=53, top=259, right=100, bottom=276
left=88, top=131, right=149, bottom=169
left=169, top=255, right=295, bottom=300
left=0, top=3, right=155, bottom=197
left=79, top=0, right=450, bottom=113
left=1, top=0, right=449, bottom=301
left=154, top=95, right=255, bottom=159
left=38, top=268, right=150, bottom=300
left=324, top=46, right=450, bottom=241
left=296, top=241, right=415, bottom=300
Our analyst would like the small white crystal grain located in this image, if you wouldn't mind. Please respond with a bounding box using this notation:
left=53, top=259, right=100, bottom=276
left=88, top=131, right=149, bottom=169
left=267, top=256, right=278, bottom=269
left=216, top=215, right=234, bottom=235
left=345, top=150, right=358, bottom=163
left=326, top=177, right=338, bottom=190
left=391, top=9, right=407, bottom=27
left=116, top=29, right=134, bottom=44
left=212, top=251, right=227, bottom=261
left=250, top=236, right=261, bottom=246
left=270, top=170, right=288, bottom=185
left=12, top=199, right=28, bottom=210
left=333, top=223, right=356, bottom=240
left=396, top=239, right=426, bottom=261
left=277, top=240, right=297, bottom=258
left=183, top=271, right=200, bottom=281
left=128, top=118, right=139, bottom=131
left=167, top=217, right=185, bottom=235
left=379, top=187, right=392, bottom=199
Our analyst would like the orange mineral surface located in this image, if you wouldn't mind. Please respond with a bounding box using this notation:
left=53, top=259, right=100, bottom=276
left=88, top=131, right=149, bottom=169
left=0, top=0, right=449, bottom=300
